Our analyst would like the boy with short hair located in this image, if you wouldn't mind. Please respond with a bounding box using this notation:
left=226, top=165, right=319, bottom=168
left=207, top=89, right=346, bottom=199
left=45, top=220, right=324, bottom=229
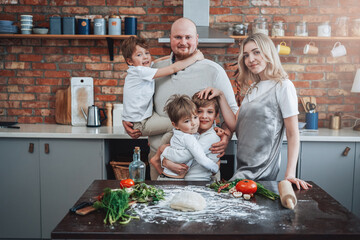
left=120, top=36, right=203, bottom=143
left=151, top=93, right=221, bottom=180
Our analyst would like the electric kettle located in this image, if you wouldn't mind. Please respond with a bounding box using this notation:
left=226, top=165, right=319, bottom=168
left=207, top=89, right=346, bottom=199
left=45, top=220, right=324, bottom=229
left=81, top=105, right=107, bottom=127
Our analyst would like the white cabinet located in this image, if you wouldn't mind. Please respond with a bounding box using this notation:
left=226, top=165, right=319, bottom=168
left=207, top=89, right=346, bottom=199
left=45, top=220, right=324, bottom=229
left=353, top=142, right=360, bottom=217
left=300, top=141, right=355, bottom=211
left=0, top=138, right=105, bottom=239
left=0, top=138, right=41, bottom=238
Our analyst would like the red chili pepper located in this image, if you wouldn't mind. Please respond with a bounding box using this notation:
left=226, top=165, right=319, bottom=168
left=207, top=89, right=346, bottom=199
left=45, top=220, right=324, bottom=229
left=218, top=183, right=230, bottom=193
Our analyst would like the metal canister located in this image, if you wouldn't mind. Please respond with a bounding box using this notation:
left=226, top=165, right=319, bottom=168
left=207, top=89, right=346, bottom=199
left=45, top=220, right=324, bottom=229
left=94, top=17, right=106, bottom=35
left=77, top=18, right=90, bottom=35
left=108, top=15, right=121, bottom=35
left=329, top=112, right=342, bottom=130
left=124, top=16, right=137, bottom=35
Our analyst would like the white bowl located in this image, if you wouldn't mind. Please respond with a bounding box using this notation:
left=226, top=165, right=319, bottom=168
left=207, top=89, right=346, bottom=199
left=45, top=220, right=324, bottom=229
left=33, top=27, right=48, bottom=34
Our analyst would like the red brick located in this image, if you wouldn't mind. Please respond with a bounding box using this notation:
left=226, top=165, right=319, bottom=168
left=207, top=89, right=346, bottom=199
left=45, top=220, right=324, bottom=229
left=36, top=78, right=62, bottom=85
left=293, top=81, right=310, bottom=88
left=223, top=0, right=249, bottom=7
left=17, top=71, right=43, bottom=77
left=232, top=7, right=259, bottom=14
left=5, top=62, right=30, bottom=70
left=58, top=63, right=83, bottom=70
left=7, top=109, right=32, bottom=116
left=4, top=5, right=32, bottom=13
left=297, top=73, right=324, bottom=81
left=210, top=7, right=231, bottom=15
left=78, top=0, right=105, bottom=5
left=316, top=97, right=342, bottom=104
left=140, top=31, right=165, bottom=39
left=9, top=93, right=35, bottom=100
left=149, top=47, right=171, bottom=56
left=280, top=0, right=308, bottom=6
left=261, top=7, right=289, bottom=14
left=141, top=15, right=161, bottom=22
left=44, top=55, right=72, bottom=63
left=119, top=7, right=146, bottom=15
left=24, top=0, right=47, bottom=5
left=32, top=63, right=57, bottom=70
left=24, top=86, right=50, bottom=93
left=63, top=47, right=88, bottom=55
left=291, top=7, right=318, bottom=14
left=0, top=93, right=8, bottom=100
left=94, top=79, right=118, bottom=86
left=62, top=7, right=89, bottom=14
left=85, top=63, right=111, bottom=71
left=44, top=71, right=71, bottom=78
left=312, top=80, right=339, bottom=88
left=7, top=46, right=33, bottom=53
left=35, top=109, right=53, bottom=116
left=0, top=70, right=15, bottom=77
left=89, top=47, right=108, bottom=55
left=163, top=0, right=182, bottom=6
left=37, top=94, right=53, bottom=101
left=95, top=95, right=117, bottom=101
left=18, top=116, right=43, bottom=124
left=146, top=23, right=171, bottom=31
left=34, top=47, right=62, bottom=54
left=305, top=65, right=333, bottom=72
left=19, top=54, right=43, bottom=62
left=50, top=0, right=77, bottom=6
left=298, top=89, right=326, bottom=96
left=108, top=0, right=133, bottom=6
left=71, top=71, right=99, bottom=78
left=148, top=7, right=174, bottom=14
left=328, top=104, right=355, bottom=112
left=215, top=15, right=243, bottom=23
left=7, top=85, right=22, bottom=92
left=0, top=101, right=20, bottom=108
left=73, top=56, right=101, bottom=62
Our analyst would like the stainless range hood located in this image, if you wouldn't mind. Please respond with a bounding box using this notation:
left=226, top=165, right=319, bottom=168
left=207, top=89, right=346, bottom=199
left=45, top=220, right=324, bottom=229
left=158, top=0, right=234, bottom=47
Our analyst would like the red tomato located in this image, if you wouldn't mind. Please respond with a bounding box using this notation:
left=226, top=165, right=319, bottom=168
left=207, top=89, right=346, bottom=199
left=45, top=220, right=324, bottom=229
left=235, top=179, right=257, bottom=194
left=120, top=179, right=135, bottom=189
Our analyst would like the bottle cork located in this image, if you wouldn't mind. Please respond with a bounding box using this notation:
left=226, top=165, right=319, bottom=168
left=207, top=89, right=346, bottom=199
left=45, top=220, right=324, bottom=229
left=105, top=103, right=113, bottom=126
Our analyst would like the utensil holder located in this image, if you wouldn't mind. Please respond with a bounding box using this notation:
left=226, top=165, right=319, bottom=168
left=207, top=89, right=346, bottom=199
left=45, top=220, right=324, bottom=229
left=305, top=112, right=318, bottom=129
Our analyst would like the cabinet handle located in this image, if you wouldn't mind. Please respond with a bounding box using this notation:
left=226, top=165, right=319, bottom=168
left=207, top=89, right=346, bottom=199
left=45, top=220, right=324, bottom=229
left=28, top=143, right=34, bottom=153
left=44, top=143, right=50, bottom=154
left=342, top=147, right=351, bottom=156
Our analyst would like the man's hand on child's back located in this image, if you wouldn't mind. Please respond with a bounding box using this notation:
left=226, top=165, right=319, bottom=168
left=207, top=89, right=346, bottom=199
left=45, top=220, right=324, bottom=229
left=214, top=126, right=227, bottom=138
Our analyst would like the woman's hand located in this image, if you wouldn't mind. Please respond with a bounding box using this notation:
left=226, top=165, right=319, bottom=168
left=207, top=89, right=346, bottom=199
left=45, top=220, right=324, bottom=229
left=122, top=120, right=142, bottom=139
left=162, top=158, right=189, bottom=175
left=198, top=87, right=223, bottom=100
left=285, top=176, right=313, bottom=190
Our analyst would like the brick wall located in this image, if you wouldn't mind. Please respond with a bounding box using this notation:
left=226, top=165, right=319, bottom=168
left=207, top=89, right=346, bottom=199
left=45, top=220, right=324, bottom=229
left=0, top=0, right=360, bottom=127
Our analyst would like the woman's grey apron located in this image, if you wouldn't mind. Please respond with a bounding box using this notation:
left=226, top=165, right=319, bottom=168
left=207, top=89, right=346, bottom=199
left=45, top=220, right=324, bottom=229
left=231, top=83, right=285, bottom=181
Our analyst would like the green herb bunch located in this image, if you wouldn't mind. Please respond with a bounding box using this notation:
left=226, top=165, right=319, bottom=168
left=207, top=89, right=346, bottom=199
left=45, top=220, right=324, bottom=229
left=93, top=188, right=139, bottom=225
left=130, top=183, right=165, bottom=203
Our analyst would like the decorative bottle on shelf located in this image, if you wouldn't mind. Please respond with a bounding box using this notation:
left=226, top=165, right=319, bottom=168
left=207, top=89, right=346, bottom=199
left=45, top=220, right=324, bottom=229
left=129, top=146, right=146, bottom=182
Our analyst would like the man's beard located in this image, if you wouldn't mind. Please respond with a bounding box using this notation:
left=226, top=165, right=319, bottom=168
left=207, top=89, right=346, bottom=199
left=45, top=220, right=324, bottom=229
left=174, top=49, right=196, bottom=61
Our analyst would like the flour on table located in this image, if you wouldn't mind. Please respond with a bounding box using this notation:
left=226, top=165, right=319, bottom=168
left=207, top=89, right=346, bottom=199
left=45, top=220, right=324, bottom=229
left=132, top=185, right=270, bottom=224
left=170, top=191, right=206, bottom=212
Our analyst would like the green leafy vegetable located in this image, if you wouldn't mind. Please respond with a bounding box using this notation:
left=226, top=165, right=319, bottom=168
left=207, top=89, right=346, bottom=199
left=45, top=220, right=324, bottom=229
left=129, top=183, right=165, bottom=203
left=209, top=179, right=279, bottom=200
left=93, top=188, right=139, bottom=225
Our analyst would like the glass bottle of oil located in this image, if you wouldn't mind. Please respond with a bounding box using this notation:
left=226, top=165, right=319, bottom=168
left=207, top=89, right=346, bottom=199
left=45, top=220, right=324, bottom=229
left=129, top=146, right=146, bottom=182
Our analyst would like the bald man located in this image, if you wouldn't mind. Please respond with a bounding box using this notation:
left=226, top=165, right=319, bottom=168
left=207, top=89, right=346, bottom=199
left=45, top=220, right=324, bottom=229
left=123, top=18, right=238, bottom=180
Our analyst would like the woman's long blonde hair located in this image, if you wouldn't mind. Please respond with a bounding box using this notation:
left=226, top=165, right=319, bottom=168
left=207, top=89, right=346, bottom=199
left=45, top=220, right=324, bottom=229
left=236, top=33, right=288, bottom=91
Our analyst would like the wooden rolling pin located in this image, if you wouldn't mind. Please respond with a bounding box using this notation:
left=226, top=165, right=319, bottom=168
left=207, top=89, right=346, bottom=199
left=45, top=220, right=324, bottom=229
left=278, top=180, right=297, bottom=209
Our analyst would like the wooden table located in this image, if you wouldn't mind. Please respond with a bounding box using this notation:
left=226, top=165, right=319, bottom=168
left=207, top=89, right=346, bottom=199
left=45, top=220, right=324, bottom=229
left=52, top=180, right=360, bottom=239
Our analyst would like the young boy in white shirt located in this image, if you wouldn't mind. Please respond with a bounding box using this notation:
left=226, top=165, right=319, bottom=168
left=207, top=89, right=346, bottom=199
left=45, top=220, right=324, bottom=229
left=121, top=36, right=203, bottom=144
left=151, top=94, right=221, bottom=180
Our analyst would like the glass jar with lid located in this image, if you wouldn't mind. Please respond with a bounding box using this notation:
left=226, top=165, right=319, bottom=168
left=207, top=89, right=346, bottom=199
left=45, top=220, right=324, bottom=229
left=318, top=21, right=331, bottom=37
left=252, top=17, right=269, bottom=35
left=335, top=17, right=349, bottom=37
left=272, top=21, right=285, bottom=37
left=350, top=18, right=360, bottom=37
left=233, top=23, right=249, bottom=36
left=295, top=21, right=308, bottom=36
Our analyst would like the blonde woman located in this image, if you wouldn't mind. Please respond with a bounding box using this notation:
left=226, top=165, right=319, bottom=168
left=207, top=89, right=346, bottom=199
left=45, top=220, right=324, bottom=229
left=199, top=33, right=312, bottom=189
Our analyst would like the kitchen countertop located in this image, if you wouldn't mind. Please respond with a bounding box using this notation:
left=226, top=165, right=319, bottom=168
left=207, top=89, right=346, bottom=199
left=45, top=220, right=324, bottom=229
left=0, top=124, right=360, bottom=141
left=52, top=180, right=360, bottom=240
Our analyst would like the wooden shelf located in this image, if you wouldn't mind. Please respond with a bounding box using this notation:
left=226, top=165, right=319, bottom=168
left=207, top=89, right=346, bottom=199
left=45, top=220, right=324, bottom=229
left=0, top=34, right=134, bottom=39
left=231, top=35, right=360, bottom=41
left=0, top=34, right=135, bottom=61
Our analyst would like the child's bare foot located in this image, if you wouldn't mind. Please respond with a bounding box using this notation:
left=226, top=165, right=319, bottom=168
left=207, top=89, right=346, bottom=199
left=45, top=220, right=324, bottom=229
left=150, top=148, right=163, bottom=174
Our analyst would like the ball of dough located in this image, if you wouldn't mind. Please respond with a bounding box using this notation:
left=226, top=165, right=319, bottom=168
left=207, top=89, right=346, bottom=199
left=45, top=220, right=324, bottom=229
left=170, top=191, right=206, bottom=212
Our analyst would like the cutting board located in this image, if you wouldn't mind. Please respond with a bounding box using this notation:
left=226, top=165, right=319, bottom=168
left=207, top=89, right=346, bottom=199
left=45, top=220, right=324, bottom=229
left=55, top=87, right=71, bottom=124
left=71, top=77, right=94, bottom=126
